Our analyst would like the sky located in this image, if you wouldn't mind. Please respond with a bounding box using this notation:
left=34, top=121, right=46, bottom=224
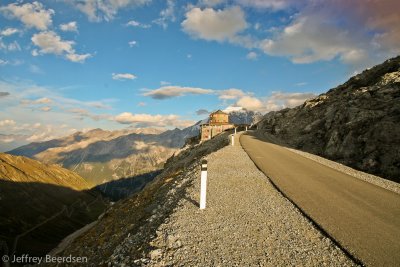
left=0, top=0, right=399, bottom=151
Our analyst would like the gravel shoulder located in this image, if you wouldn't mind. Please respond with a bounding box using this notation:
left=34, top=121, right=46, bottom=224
left=143, top=142, right=357, bottom=266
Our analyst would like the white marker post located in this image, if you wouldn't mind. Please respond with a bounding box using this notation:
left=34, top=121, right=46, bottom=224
left=231, top=134, right=234, bottom=146
left=200, top=159, right=208, bottom=209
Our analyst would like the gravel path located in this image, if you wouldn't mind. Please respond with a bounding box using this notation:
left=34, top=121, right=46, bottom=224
left=145, top=144, right=357, bottom=266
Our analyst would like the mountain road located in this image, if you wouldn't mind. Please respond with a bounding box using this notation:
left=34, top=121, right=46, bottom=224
left=240, top=130, right=400, bottom=266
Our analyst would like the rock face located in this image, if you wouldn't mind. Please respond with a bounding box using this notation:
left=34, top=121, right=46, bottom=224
left=228, top=110, right=263, bottom=125
left=0, top=153, right=107, bottom=257
left=257, top=56, right=400, bottom=183
left=8, top=126, right=200, bottom=186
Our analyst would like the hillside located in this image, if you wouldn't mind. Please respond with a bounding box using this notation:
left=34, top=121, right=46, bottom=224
left=46, top=131, right=231, bottom=266
left=0, top=153, right=107, bottom=258
left=257, top=56, right=400, bottom=182
left=0, top=153, right=90, bottom=190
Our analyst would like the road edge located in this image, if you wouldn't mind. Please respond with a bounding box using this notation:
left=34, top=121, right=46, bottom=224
left=239, top=132, right=365, bottom=267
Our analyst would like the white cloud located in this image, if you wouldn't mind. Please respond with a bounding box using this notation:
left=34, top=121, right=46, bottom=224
left=143, top=85, right=251, bottom=102
left=295, top=82, right=307, bottom=87
left=35, top=97, right=52, bottom=104
left=112, top=73, right=137, bottom=80
left=69, top=108, right=112, bottom=121
left=0, top=119, right=16, bottom=127
left=114, top=112, right=193, bottom=128
left=60, top=21, right=78, bottom=32
left=0, top=1, right=54, bottom=30
left=115, top=112, right=177, bottom=124
left=126, top=20, right=150, bottom=28
left=128, top=40, right=137, bottom=47
left=20, top=97, right=53, bottom=105
left=0, top=80, right=120, bottom=149
left=217, top=88, right=246, bottom=100
left=73, top=0, right=150, bottom=22
left=29, top=64, right=44, bottom=74
left=31, top=49, right=39, bottom=56
left=230, top=91, right=317, bottom=113
left=69, top=108, right=89, bottom=115
left=126, top=20, right=140, bottom=26
left=236, top=96, right=263, bottom=111
left=26, top=130, right=55, bottom=142
left=31, top=31, right=74, bottom=55
left=31, top=31, right=92, bottom=63
left=269, top=91, right=316, bottom=108
left=40, top=106, right=51, bottom=112
left=235, top=0, right=293, bottom=10
left=259, top=15, right=371, bottom=65
left=153, top=0, right=175, bottom=29
left=0, top=134, right=17, bottom=143
left=0, top=39, right=21, bottom=52
left=66, top=53, right=92, bottom=63
left=223, top=106, right=243, bottom=113
left=0, top=121, right=76, bottom=150
left=8, top=41, right=21, bottom=51
left=182, top=6, right=248, bottom=42
left=143, top=85, right=214, bottom=99
left=160, top=81, right=171, bottom=86
left=251, top=0, right=400, bottom=69
left=0, top=28, right=20, bottom=36
left=246, top=51, right=258, bottom=60
left=0, top=59, right=8, bottom=66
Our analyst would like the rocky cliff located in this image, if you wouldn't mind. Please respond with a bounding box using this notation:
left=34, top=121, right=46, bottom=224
left=228, top=110, right=263, bottom=125
left=257, top=56, right=400, bottom=183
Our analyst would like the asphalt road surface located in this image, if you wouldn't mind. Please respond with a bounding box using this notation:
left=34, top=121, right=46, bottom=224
left=240, top=131, right=400, bottom=267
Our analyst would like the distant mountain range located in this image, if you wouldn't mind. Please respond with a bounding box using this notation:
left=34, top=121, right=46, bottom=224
left=0, top=153, right=107, bottom=257
left=257, top=55, right=400, bottom=183
left=8, top=112, right=259, bottom=186
left=228, top=110, right=263, bottom=125
left=7, top=125, right=201, bottom=186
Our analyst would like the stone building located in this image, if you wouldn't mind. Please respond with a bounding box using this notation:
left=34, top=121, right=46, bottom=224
left=200, top=110, right=234, bottom=141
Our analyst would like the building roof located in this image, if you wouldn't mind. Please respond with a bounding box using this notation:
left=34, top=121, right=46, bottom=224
left=210, top=109, right=228, bottom=115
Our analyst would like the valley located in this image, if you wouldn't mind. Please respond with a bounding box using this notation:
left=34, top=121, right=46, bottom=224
left=0, top=153, right=107, bottom=258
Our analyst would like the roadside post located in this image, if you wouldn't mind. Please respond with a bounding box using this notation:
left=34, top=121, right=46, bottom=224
left=200, top=159, right=208, bottom=209
left=231, top=134, right=234, bottom=146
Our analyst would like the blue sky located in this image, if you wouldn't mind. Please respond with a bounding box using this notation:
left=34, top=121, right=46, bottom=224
left=0, top=0, right=399, bottom=150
